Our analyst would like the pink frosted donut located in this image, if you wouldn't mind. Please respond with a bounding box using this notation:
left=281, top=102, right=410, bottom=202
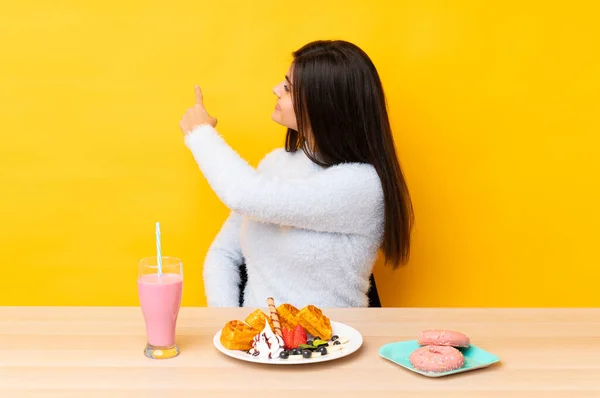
left=417, top=330, right=470, bottom=348
left=409, top=345, right=465, bottom=373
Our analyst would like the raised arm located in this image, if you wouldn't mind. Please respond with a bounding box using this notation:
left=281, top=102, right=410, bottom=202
left=184, top=125, right=384, bottom=237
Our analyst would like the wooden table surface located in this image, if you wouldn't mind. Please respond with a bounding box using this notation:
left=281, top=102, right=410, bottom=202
left=1, top=307, right=599, bottom=397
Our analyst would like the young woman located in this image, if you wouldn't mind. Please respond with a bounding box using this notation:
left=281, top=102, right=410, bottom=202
left=179, top=40, right=414, bottom=308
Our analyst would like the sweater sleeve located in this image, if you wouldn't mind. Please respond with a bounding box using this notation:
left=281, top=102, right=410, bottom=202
left=184, top=124, right=384, bottom=236
left=203, top=211, right=244, bottom=307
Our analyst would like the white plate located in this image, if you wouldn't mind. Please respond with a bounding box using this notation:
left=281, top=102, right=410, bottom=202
left=213, top=320, right=363, bottom=365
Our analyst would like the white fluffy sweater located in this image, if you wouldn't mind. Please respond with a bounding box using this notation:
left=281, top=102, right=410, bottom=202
left=184, top=124, right=385, bottom=308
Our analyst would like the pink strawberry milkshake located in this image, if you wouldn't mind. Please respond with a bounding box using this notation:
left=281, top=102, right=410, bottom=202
left=138, top=273, right=183, bottom=347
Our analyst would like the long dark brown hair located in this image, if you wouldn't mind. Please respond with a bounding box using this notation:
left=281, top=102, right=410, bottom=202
left=285, top=40, right=414, bottom=268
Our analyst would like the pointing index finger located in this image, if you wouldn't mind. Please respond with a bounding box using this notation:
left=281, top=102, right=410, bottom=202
left=195, top=85, right=203, bottom=105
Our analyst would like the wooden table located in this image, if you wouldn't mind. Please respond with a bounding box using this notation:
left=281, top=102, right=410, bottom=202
left=1, top=307, right=599, bottom=397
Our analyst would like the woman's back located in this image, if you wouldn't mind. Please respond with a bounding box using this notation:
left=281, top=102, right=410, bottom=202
left=238, top=148, right=384, bottom=308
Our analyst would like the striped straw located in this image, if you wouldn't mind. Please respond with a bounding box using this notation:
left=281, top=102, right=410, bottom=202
left=155, top=222, right=163, bottom=277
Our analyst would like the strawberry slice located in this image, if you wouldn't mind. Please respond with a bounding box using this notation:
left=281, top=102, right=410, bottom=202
left=281, top=327, right=293, bottom=349
left=291, top=325, right=307, bottom=348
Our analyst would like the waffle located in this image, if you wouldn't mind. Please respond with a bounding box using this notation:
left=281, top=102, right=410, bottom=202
left=296, top=305, right=332, bottom=340
left=277, top=303, right=300, bottom=330
left=219, top=320, right=259, bottom=351
left=244, top=309, right=274, bottom=332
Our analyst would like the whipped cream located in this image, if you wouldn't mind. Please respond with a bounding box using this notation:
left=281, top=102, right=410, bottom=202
left=248, top=322, right=285, bottom=359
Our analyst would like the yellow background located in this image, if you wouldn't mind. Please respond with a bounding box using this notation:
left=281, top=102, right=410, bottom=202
left=1, top=1, right=598, bottom=307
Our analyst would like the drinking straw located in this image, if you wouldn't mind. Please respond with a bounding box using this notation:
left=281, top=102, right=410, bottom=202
left=156, top=222, right=163, bottom=277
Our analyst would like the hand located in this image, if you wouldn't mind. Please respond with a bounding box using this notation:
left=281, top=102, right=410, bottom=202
left=180, top=85, right=218, bottom=135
